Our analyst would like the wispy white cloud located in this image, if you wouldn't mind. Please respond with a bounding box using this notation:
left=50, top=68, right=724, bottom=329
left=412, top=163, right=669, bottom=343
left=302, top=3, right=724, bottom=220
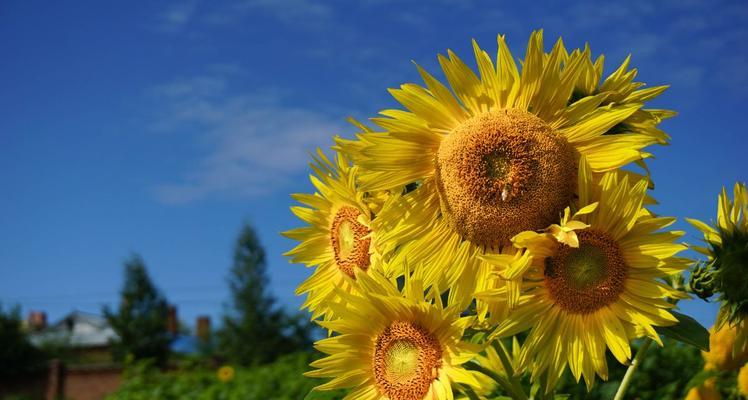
left=221, top=0, right=333, bottom=25
left=149, top=72, right=346, bottom=204
left=155, top=0, right=200, bottom=33
left=668, top=66, right=705, bottom=89
left=154, top=0, right=334, bottom=32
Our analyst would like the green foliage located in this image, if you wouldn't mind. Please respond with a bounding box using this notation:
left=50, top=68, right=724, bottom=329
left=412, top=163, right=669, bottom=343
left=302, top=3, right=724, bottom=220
left=655, top=311, right=711, bottom=351
left=107, top=352, right=346, bottom=400
left=0, top=304, right=46, bottom=380
left=103, top=254, right=171, bottom=367
left=218, top=223, right=312, bottom=366
left=555, top=338, right=703, bottom=399
left=2, top=395, right=37, bottom=400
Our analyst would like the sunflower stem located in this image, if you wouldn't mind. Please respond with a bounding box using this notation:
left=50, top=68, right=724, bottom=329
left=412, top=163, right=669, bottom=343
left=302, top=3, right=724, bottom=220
left=613, top=338, right=653, bottom=400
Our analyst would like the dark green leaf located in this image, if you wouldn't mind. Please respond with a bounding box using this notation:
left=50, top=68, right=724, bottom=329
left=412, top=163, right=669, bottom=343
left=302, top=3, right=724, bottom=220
left=654, top=311, right=710, bottom=351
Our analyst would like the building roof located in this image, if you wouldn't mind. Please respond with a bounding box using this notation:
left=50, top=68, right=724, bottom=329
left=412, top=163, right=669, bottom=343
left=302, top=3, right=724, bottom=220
left=30, top=311, right=118, bottom=348
left=171, top=335, right=201, bottom=354
left=29, top=310, right=207, bottom=354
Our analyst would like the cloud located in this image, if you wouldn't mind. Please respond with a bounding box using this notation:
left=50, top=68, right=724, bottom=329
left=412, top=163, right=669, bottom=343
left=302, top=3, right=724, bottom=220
left=149, top=73, right=346, bottom=204
left=156, top=0, right=200, bottom=33
left=154, top=0, right=333, bottom=32
left=668, top=66, right=706, bottom=88
left=233, top=0, right=333, bottom=24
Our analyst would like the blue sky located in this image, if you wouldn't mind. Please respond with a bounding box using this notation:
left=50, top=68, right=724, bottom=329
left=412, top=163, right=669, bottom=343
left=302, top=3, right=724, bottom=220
left=0, top=0, right=746, bottom=330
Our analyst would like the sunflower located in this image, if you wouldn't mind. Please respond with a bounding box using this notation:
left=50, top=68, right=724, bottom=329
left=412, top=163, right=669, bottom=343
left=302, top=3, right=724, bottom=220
left=216, top=365, right=235, bottom=383
left=337, top=30, right=672, bottom=318
left=483, top=160, right=688, bottom=390
left=685, top=378, right=722, bottom=400
left=687, top=182, right=748, bottom=355
left=702, top=324, right=748, bottom=371
left=739, top=363, right=748, bottom=396
left=306, top=269, right=481, bottom=400
left=283, top=148, right=387, bottom=320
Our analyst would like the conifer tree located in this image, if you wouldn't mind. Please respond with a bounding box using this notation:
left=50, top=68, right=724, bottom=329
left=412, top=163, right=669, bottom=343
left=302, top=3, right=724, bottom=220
left=0, top=305, right=45, bottom=380
left=103, top=254, right=171, bottom=366
left=218, top=223, right=311, bottom=365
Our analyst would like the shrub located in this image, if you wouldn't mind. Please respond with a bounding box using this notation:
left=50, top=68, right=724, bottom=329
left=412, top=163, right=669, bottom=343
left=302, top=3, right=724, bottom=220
left=107, top=352, right=345, bottom=400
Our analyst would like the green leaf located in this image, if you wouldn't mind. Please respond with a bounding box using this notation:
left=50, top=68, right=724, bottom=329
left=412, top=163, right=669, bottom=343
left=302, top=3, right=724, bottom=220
left=654, top=311, right=710, bottom=351
left=304, top=391, right=322, bottom=400
left=468, top=330, right=487, bottom=344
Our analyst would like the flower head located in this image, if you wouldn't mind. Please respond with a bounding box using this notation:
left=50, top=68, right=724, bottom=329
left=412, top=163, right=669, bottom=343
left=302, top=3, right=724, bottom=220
left=702, top=324, right=748, bottom=371
left=338, top=31, right=673, bottom=321
left=486, top=161, right=687, bottom=390
left=284, top=148, right=387, bottom=320
left=217, top=365, right=235, bottom=383
left=685, top=378, right=722, bottom=400
left=306, top=269, right=481, bottom=400
left=739, top=362, right=748, bottom=396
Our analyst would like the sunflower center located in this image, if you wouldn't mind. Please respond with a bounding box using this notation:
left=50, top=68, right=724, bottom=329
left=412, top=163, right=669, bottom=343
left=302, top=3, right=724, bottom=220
left=544, top=229, right=628, bottom=314
left=485, top=152, right=512, bottom=181
left=373, top=321, right=442, bottom=400
left=385, top=340, right=420, bottom=380
left=435, top=109, right=576, bottom=248
left=330, top=206, right=371, bottom=278
left=337, top=220, right=356, bottom=259
left=566, top=245, right=608, bottom=288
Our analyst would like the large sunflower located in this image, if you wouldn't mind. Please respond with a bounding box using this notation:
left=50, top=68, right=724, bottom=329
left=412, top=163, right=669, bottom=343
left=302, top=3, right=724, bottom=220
left=306, top=269, right=481, bottom=400
left=687, top=182, right=748, bottom=355
left=337, top=31, right=672, bottom=319
left=484, top=161, right=688, bottom=390
left=284, top=148, right=386, bottom=320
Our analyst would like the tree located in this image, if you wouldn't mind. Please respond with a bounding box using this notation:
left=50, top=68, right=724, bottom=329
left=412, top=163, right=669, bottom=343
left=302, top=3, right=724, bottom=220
left=218, top=223, right=312, bottom=366
left=103, top=254, right=171, bottom=366
left=0, top=304, right=46, bottom=380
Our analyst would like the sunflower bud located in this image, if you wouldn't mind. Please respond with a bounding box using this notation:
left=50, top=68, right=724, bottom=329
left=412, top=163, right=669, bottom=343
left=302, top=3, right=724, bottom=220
left=689, top=261, right=716, bottom=300
left=688, top=182, right=748, bottom=356
left=711, top=229, right=748, bottom=324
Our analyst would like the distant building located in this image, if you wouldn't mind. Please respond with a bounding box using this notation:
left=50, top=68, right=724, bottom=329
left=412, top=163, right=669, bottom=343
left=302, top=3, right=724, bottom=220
left=19, top=308, right=213, bottom=400
left=171, top=314, right=212, bottom=355
left=29, top=311, right=118, bottom=364
left=29, top=308, right=212, bottom=360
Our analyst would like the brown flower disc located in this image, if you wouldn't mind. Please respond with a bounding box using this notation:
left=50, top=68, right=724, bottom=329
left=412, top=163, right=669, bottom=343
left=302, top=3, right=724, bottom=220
left=435, top=109, right=576, bottom=248
left=544, top=229, right=628, bottom=314
left=373, top=321, right=443, bottom=400
left=330, top=206, right=371, bottom=277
